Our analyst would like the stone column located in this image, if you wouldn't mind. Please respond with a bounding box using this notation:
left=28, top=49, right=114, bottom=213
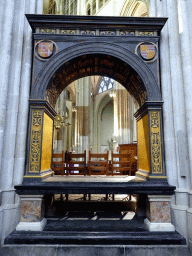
left=162, top=0, right=190, bottom=240
left=114, top=84, right=134, bottom=146
left=0, top=0, right=16, bottom=183
left=177, top=0, right=192, bottom=246
left=16, top=195, right=46, bottom=231
left=1, top=0, right=26, bottom=192
left=145, top=195, right=175, bottom=232
left=13, top=0, right=44, bottom=186
left=166, top=0, right=189, bottom=189
left=177, top=0, right=192, bottom=188
left=75, top=78, right=90, bottom=155
left=149, top=0, right=157, bottom=17
left=157, top=0, right=178, bottom=187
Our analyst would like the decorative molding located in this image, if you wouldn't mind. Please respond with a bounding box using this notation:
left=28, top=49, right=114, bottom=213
left=61, top=29, right=76, bottom=35
left=120, top=30, right=135, bottom=36
left=149, top=111, right=163, bottom=174
left=100, top=30, right=116, bottom=36
left=36, top=28, right=157, bottom=37
left=139, top=31, right=154, bottom=36
left=81, top=30, right=96, bottom=35
left=41, top=29, right=56, bottom=34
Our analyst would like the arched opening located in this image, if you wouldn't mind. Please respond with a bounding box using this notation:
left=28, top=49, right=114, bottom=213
left=14, top=15, right=176, bottom=237
left=29, top=37, right=164, bottom=181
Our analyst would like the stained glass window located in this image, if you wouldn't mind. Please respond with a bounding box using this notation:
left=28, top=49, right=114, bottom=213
left=98, top=77, right=114, bottom=93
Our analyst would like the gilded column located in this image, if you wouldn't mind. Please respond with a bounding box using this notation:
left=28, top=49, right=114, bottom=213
left=23, top=100, right=56, bottom=183
left=134, top=102, right=166, bottom=180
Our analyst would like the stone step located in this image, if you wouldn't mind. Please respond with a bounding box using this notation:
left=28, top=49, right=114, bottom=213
left=0, top=244, right=190, bottom=256
left=44, top=217, right=145, bottom=232
left=5, top=230, right=186, bottom=245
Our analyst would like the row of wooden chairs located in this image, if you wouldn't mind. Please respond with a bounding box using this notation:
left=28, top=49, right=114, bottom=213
left=52, top=150, right=137, bottom=176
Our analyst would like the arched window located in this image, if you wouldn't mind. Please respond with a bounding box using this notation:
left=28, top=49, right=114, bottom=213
left=63, top=0, right=77, bottom=15
left=98, top=77, right=114, bottom=94
left=87, top=4, right=91, bottom=15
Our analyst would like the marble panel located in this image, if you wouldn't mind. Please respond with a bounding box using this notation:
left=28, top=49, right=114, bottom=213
left=20, top=198, right=44, bottom=222
left=149, top=201, right=171, bottom=223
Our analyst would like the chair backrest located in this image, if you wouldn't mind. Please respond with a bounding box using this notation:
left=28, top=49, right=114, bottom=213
left=88, top=150, right=109, bottom=175
left=52, top=151, right=65, bottom=175
left=65, top=150, right=86, bottom=176
left=111, top=152, right=132, bottom=176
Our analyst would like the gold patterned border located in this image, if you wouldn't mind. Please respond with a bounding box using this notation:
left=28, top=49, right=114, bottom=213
left=149, top=111, right=163, bottom=174
left=37, top=28, right=157, bottom=37
left=28, top=109, right=43, bottom=173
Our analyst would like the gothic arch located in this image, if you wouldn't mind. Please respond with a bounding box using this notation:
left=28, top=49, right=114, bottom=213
left=120, top=0, right=149, bottom=17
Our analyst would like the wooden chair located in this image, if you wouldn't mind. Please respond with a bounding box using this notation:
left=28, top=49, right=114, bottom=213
left=88, top=151, right=109, bottom=176
left=111, top=152, right=132, bottom=176
left=52, top=151, right=65, bottom=176
left=65, top=150, right=86, bottom=176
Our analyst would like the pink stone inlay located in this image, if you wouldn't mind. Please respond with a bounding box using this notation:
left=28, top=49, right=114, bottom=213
left=149, top=201, right=171, bottom=223
left=20, top=199, right=43, bottom=222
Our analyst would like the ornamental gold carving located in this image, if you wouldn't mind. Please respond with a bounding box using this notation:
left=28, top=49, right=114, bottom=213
left=100, top=31, right=116, bottom=36
left=28, top=110, right=43, bottom=173
left=81, top=30, right=96, bottom=35
left=120, top=31, right=135, bottom=36
left=139, top=31, right=154, bottom=36
left=150, top=111, right=163, bottom=173
left=41, top=29, right=56, bottom=34
left=61, top=30, right=76, bottom=35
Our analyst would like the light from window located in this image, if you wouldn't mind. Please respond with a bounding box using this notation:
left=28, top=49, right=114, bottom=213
left=98, top=76, right=114, bottom=94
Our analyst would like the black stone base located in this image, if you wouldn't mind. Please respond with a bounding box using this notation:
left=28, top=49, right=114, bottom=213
left=5, top=230, right=186, bottom=245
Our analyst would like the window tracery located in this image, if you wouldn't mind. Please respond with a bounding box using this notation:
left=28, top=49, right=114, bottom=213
left=86, top=0, right=110, bottom=15
left=98, top=77, right=114, bottom=94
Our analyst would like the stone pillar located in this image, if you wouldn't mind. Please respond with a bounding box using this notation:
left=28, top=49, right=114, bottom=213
left=160, top=0, right=190, bottom=240
left=114, top=84, right=134, bottom=146
left=1, top=0, right=26, bottom=191
left=145, top=195, right=175, bottom=232
left=149, top=0, right=157, bottom=17
left=75, top=78, right=90, bottom=155
left=157, top=0, right=178, bottom=187
left=0, top=0, right=16, bottom=181
left=177, top=0, right=192, bottom=246
left=13, top=0, right=40, bottom=186
left=16, top=195, right=46, bottom=231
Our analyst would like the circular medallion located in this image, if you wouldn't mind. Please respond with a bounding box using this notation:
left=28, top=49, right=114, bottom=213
left=135, top=42, right=157, bottom=62
left=35, top=40, right=57, bottom=61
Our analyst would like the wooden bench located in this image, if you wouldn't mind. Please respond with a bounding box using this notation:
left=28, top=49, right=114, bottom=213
left=111, top=152, right=132, bottom=176
left=52, top=151, right=65, bottom=176
left=88, top=151, right=109, bottom=176
left=65, top=150, right=86, bottom=176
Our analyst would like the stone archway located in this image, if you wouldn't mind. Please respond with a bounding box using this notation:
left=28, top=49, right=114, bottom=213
left=24, top=14, right=168, bottom=182
left=14, top=14, right=177, bottom=235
